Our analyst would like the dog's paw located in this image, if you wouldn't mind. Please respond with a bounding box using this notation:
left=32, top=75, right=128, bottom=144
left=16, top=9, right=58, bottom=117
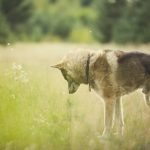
left=97, top=134, right=110, bottom=142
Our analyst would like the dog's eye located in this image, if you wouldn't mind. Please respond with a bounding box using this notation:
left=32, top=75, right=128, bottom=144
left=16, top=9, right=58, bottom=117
left=60, top=69, right=76, bottom=84
left=61, top=69, right=69, bottom=80
left=66, top=75, right=72, bottom=81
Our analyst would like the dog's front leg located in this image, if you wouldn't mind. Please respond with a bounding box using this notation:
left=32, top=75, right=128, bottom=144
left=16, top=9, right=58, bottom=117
left=102, top=98, right=115, bottom=137
left=145, top=94, right=150, bottom=107
left=115, top=97, right=124, bottom=135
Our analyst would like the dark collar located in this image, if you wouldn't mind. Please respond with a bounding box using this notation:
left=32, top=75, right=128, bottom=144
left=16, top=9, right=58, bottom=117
left=85, top=54, right=91, bottom=91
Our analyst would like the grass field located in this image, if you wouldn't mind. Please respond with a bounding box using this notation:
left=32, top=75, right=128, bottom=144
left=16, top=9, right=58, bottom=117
left=0, top=43, right=150, bottom=150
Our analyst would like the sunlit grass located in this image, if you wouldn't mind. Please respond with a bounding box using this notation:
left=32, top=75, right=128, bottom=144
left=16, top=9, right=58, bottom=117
left=0, top=43, right=149, bottom=150
left=0, top=64, right=71, bottom=149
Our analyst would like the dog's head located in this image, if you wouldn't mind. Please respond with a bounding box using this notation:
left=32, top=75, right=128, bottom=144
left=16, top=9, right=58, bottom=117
left=51, top=50, right=92, bottom=94
left=51, top=55, right=80, bottom=94
left=60, top=68, right=80, bottom=94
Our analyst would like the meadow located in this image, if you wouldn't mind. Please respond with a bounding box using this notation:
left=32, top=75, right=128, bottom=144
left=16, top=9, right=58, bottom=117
left=0, top=43, right=150, bottom=150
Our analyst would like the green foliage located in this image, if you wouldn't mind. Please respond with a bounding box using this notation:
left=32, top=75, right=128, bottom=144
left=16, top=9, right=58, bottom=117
left=1, top=0, right=33, bottom=31
left=74, top=7, right=96, bottom=26
left=0, top=0, right=97, bottom=44
left=69, top=27, right=94, bottom=43
left=95, top=0, right=150, bottom=43
left=113, top=18, right=135, bottom=43
left=25, top=11, right=52, bottom=41
left=0, top=0, right=150, bottom=44
left=0, top=14, right=12, bottom=45
left=24, top=10, right=75, bottom=41
left=48, top=0, right=58, bottom=4
left=50, top=13, right=75, bottom=39
left=94, top=0, right=126, bottom=43
left=81, top=0, right=93, bottom=6
left=0, top=0, right=33, bottom=44
left=113, top=0, right=150, bottom=43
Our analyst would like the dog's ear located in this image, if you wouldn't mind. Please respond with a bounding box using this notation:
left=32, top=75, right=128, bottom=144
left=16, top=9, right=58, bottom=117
left=51, top=62, right=66, bottom=70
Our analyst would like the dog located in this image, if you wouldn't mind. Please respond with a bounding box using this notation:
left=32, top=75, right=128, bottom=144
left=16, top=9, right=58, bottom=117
left=52, top=49, right=150, bottom=137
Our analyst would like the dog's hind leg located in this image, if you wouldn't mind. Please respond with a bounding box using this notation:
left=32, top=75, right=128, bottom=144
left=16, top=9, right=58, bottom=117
left=115, top=97, right=124, bottom=135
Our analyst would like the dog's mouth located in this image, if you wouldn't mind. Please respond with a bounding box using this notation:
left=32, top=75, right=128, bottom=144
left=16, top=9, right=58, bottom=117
left=69, top=89, right=76, bottom=94
left=68, top=82, right=80, bottom=94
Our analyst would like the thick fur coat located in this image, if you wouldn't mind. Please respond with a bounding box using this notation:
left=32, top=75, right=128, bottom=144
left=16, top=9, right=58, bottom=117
left=52, top=49, right=150, bottom=137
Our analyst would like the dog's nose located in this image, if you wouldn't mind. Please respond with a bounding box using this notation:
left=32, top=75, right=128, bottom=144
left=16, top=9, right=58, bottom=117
left=69, top=90, right=74, bottom=94
left=69, top=88, right=75, bottom=94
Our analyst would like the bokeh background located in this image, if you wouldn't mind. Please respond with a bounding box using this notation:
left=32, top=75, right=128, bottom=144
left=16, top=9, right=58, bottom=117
left=0, top=0, right=150, bottom=44
left=0, top=0, right=150, bottom=150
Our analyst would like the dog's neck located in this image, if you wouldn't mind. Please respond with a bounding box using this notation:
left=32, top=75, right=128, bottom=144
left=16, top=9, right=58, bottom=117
left=84, top=51, right=98, bottom=91
left=67, top=50, right=97, bottom=89
left=84, top=51, right=103, bottom=91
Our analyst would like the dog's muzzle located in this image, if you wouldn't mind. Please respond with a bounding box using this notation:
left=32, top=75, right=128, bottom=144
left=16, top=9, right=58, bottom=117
left=68, top=82, right=80, bottom=94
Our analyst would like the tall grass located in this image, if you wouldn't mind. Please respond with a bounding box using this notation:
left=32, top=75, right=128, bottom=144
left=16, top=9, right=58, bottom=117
left=0, top=43, right=149, bottom=150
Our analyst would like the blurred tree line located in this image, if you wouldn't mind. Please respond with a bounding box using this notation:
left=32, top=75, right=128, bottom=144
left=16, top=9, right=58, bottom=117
left=95, top=0, right=150, bottom=43
left=0, top=0, right=149, bottom=44
left=0, top=0, right=33, bottom=44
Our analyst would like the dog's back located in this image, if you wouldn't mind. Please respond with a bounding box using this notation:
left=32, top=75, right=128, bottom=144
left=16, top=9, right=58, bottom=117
left=118, top=52, right=150, bottom=75
left=116, top=51, right=150, bottom=95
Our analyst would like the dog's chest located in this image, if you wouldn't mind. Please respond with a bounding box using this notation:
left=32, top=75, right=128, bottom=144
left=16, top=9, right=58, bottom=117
left=93, top=79, right=105, bottom=97
left=91, top=51, right=119, bottom=97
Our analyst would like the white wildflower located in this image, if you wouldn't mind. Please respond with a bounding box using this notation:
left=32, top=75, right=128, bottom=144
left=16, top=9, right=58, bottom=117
left=12, top=63, right=22, bottom=70
left=11, top=62, right=29, bottom=83
left=17, top=64, right=22, bottom=70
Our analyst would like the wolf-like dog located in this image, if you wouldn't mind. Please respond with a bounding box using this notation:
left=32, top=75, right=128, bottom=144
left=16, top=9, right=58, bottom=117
left=52, top=49, right=150, bottom=137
